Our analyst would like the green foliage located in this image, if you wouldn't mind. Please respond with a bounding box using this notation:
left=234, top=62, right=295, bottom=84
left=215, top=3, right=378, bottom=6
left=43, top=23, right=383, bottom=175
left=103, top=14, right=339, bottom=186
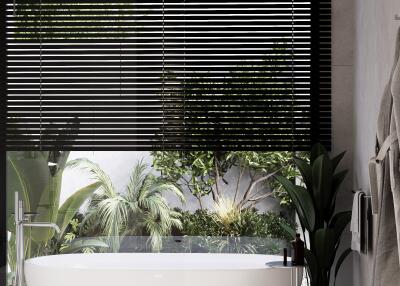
left=152, top=151, right=234, bottom=202
left=6, top=151, right=100, bottom=268
left=7, top=151, right=70, bottom=242
left=58, top=218, right=108, bottom=254
left=68, top=158, right=185, bottom=252
left=7, top=272, right=15, bottom=286
left=274, top=143, right=352, bottom=286
left=59, top=218, right=83, bottom=253
left=57, top=182, right=102, bottom=235
left=167, top=208, right=295, bottom=255
left=177, top=208, right=295, bottom=242
left=152, top=151, right=304, bottom=208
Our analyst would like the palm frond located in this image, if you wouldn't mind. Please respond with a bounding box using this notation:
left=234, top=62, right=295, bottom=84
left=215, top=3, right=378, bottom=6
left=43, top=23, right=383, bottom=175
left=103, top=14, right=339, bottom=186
left=96, top=196, right=130, bottom=252
left=97, top=197, right=129, bottom=236
left=167, top=210, right=183, bottom=230
left=126, top=159, right=148, bottom=201
left=142, top=212, right=165, bottom=252
left=150, top=180, right=186, bottom=203
left=67, top=158, right=116, bottom=200
left=74, top=158, right=184, bottom=252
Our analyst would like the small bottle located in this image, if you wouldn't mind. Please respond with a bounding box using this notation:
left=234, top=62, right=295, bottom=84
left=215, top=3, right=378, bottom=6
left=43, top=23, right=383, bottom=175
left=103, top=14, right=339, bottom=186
left=283, top=248, right=288, bottom=266
left=291, top=233, right=305, bottom=266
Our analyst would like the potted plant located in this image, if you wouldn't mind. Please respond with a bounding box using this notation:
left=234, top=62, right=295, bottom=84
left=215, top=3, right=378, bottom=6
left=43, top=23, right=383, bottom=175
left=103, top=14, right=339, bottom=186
left=274, top=144, right=352, bottom=286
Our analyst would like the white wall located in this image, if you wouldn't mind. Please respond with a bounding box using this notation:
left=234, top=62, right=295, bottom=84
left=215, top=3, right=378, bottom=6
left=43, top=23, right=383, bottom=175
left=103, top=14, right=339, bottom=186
left=353, top=1, right=400, bottom=286
left=61, top=151, right=281, bottom=213
left=60, top=151, right=152, bottom=205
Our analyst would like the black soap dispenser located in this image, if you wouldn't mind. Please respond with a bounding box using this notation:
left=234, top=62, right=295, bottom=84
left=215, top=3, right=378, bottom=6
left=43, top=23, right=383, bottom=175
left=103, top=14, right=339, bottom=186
left=283, top=248, right=288, bottom=266
left=291, top=233, right=305, bottom=266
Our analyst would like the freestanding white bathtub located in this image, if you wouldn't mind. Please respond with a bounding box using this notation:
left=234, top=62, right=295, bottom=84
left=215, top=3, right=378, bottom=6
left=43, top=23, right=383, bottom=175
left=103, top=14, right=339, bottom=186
left=25, top=253, right=301, bottom=286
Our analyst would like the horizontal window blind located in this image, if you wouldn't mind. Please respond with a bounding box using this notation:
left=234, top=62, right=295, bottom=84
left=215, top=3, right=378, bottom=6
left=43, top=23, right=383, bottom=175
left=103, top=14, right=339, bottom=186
left=5, top=0, right=331, bottom=150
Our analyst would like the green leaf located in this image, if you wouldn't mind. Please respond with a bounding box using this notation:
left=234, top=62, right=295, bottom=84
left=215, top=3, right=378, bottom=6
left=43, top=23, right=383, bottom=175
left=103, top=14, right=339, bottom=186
left=274, top=175, right=315, bottom=231
left=329, top=211, right=351, bottom=244
left=304, top=248, right=318, bottom=285
left=328, top=170, right=348, bottom=218
left=334, top=248, right=352, bottom=286
left=314, top=228, right=336, bottom=269
left=310, top=143, right=328, bottom=164
left=7, top=152, right=67, bottom=244
left=332, top=170, right=348, bottom=192
left=6, top=157, right=30, bottom=232
left=60, top=238, right=109, bottom=254
left=57, top=182, right=102, bottom=234
left=293, top=157, right=313, bottom=191
left=7, top=272, right=15, bottom=286
left=312, top=154, right=333, bottom=215
left=331, top=151, right=346, bottom=172
left=278, top=220, right=296, bottom=238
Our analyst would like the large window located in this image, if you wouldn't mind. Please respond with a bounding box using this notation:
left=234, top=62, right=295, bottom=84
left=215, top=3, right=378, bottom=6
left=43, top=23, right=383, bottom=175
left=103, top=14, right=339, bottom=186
left=2, top=1, right=331, bottom=285
left=5, top=0, right=331, bottom=151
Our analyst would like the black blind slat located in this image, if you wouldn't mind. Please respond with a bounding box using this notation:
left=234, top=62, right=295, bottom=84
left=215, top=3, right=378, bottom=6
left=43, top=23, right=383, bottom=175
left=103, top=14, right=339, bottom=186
left=6, top=0, right=331, bottom=151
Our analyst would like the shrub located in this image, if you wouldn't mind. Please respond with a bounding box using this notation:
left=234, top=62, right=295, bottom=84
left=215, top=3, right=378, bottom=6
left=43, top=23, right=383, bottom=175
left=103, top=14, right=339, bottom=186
left=176, top=208, right=295, bottom=242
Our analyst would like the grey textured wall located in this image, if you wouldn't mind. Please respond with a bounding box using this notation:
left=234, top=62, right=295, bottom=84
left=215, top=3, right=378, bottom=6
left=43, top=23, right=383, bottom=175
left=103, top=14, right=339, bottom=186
left=331, top=0, right=355, bottom=285
left=353, top=1, right=400, bottom=286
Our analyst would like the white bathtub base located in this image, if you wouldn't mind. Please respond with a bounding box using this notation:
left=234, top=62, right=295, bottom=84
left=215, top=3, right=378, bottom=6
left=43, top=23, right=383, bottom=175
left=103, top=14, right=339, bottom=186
left=25, top=253, right=301, bottom=286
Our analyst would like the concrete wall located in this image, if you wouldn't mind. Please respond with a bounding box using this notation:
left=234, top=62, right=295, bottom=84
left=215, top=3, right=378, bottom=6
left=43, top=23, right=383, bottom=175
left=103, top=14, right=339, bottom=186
left=61, top=151, right=280, bottom=213
left=331, top=0, right=355, bottom=285
left=353, top=1, right=400, bottom=286
left=60, top=151, right=152, bottom=205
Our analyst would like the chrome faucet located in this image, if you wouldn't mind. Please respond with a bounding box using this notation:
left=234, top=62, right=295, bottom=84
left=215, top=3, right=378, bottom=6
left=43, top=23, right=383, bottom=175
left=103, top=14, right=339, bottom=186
left=14, top=192, right=60, bottom=286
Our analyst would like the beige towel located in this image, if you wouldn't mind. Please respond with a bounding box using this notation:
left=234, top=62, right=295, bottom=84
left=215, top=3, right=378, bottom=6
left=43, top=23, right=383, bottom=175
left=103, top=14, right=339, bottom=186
left=351, top=191, right=365, bottom=252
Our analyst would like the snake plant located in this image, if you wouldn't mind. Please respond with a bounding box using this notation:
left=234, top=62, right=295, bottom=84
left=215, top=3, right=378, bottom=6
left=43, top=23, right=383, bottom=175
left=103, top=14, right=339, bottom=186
left=274, top=143, right=352, bottom=286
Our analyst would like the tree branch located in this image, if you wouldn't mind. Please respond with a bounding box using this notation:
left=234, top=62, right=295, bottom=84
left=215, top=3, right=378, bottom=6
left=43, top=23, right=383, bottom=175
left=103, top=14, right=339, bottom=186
left=233, top=162, right=244, bottom=203
left=196, top=195, right=204, bottom=210
left=248, top=192, right=273, bottom=203
left=182, top=176, right=206, bottom=208
left=238, top=170, right=278, bottom=209
left=214, top=153, right=221, bottom=200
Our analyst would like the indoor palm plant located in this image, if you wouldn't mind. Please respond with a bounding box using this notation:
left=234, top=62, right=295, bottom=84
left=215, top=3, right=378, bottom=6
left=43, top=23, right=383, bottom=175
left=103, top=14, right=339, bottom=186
left=274, top=144, right=352, bottom=286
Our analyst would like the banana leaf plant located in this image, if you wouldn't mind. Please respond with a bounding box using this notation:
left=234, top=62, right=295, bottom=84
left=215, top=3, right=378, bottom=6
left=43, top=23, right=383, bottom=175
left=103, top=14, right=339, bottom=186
left=6, top=151, right=105, bottom=269
left=274, top=143, right=352, bottom=286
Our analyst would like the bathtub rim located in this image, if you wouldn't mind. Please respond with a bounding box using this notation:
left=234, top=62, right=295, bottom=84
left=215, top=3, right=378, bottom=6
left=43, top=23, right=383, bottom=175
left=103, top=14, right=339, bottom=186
left=24, top=252, right=288, bottom=271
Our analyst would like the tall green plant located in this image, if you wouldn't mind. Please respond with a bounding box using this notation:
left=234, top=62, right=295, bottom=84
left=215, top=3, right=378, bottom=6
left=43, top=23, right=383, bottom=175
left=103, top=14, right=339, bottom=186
left=7, top=152, right=70, bottom=242
left=274, top=144, right=351, bottom=286
left=68, top=158, right=185, bottom=252
left=6, top=151, right=102, bottom=271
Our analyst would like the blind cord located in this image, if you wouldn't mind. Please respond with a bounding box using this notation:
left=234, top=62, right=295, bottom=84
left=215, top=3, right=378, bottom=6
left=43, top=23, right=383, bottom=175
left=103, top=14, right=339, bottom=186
left=162, top=0, right=165, bottom=152
left=39, top=0, right=42, bottom=151
left=183, top=0, right=186, bottom=150
left=291, top=0, right=295, bottom=154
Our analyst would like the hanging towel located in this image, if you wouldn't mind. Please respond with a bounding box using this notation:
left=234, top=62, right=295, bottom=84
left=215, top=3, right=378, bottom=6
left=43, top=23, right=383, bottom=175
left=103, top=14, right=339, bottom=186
left=351, top=191, right=365, bottom=252
left=370, top=27, right=400, bottom=286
